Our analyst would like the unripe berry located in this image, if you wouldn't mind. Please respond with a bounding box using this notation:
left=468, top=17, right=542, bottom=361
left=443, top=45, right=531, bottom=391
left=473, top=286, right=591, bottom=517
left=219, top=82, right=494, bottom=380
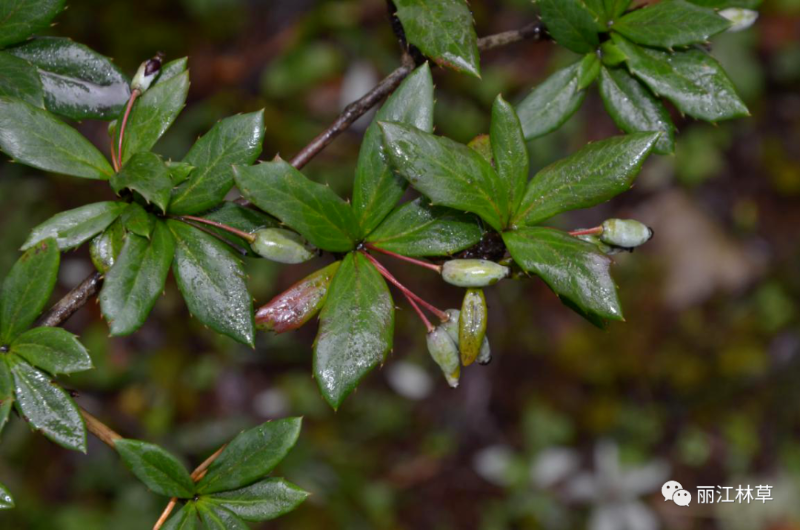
left=459, top=289, right=487, bottom=366
left=441, top=259, right=509, bottom=288
left=251, top=228, right=316, bottom=264
left=426, top=326, right=460, bottom=388
left=599, top=219, right=653, bottom=249
left=255, top=262, right=340, bottom=333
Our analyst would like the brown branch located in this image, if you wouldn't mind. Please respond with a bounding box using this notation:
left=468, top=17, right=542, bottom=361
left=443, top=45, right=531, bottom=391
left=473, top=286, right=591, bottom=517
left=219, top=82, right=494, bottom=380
left=80, top=407, right=122, bottom=448
left=36, top=271, right=103, bottom=328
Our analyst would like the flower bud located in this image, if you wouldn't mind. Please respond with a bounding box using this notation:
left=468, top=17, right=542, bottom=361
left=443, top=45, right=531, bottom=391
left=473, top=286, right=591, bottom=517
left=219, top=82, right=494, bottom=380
left=255, top=261, right=340, bottom=333
left=720, top=8, right=758, bottom=32
left=131, top=54, right=163, bottom=92
left=441, top=259, right=509, bottom=288
left=459, top=289, right=487, bottom=366
left=477, top=336, right=492, bottom=365
left=251, top=228, right=316, bottom=264
left=426, top=326, right=460, bottom=388
left=599, top=219, right=653, bottom=249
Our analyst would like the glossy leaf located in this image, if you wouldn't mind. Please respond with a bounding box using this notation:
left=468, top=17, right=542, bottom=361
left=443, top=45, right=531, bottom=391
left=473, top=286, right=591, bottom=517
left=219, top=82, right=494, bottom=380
left=115, top=439, right=195, bottom=498
left=207, top=478, right=309, bottom=522
left=100, top=222, right=175, bottom=336
left=10, top=327, right=92, bottom=374
left=379, top=121, right=509, bottom=231
left=11, top=359, right=86, bottom=452
left=120, top=203, right=155, bottom=238
left=353, top=64, right=434, bottom=236
left=197, top=417, right=302, bottom=494
left=162, top=503, right=199, bottom=530
left=516, top=62, right=587, bottom=141
left=0, top=0, right=65, bottom=48
left=393, top=0, right=480, bottom=77
left=582, top=0, right=609, bottom=27
left=0, top=97, right=114, bottom=179
left=314, top=253, right=393, bottom=409
left=197, top=502, right=249, bottom=530
left=0, top=238, right=59, bottom=344
left=90, top=219, right=126, bottom=274
left=22, top=201, right=126, bottom=251
left=0, top=482, right=13, bottom=510
left=513, top=133, right=659, bottom=227
left=613, top=0, right=730, bottom=49
left=686, top=0, right=760, bottom=6
left=7, top=37, right=130, bottom=120
left=111, top=152, right=173, bottom=212
left=234, top=159, right=359, bottom=252
left=169, top=111, right=265, bottom=215
left=503, top=227, right=623, bottom=320
left=0, top=51, right=44, bottom=108
left=598, top=66, right=675, bottom=154
left=155, top=58, right=188, bottom=85
left=577, top=52, right=601, bottom=90
left=537, top=0, right=600, bottom=53
left=490, top=95, right=528, bottom=211
left=366, top=198, right=483, bottom=257
left=120, top=70, right=189, bottom=165
left=604, top=0, right=632, bottom=19
left=168, top=221, right=255, bottom=346
left=613, top=35, right=749, bottom=122
left=0, top=361, right=14, bottom=437
left=202, top=202, right=278, bottom=255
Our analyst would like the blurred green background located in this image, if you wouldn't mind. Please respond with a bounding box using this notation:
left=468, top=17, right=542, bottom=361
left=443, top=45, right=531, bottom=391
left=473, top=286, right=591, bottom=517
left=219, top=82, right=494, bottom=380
left=1, top=0, right=800, bottom=528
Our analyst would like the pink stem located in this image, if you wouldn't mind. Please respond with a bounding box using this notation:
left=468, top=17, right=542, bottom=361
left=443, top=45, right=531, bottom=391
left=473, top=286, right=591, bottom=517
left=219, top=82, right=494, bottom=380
left=117, top=89, right=140, bottom=168
left=365, top=244, right=443, bottom=273
left=361, top=252, right=448, bottom=322
left=569, top=226, right=603, bottom=237
left=110, top=137, right=120, bottom=172
left=178, top=215, right=256, bottom=242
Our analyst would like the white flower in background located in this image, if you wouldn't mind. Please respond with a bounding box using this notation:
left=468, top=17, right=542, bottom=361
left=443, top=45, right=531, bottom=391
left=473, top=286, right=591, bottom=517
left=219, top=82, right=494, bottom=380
left=565, top=441, right=669, bottom=530
left=720, top=8, right=759, bottom=32
left=473, top=445, right=516, bottom=487
left=530, top=447, right=582, bottom=489
left=385, top=361, right=434, bottom=401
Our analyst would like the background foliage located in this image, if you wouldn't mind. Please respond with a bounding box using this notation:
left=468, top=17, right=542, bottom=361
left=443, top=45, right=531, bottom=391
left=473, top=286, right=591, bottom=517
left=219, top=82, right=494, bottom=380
left=1, top=0, right=799, bottom=528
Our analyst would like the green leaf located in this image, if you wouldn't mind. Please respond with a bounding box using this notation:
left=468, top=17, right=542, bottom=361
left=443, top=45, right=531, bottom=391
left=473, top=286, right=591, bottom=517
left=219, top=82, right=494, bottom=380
left=169, top=111, right=265, bottom=215
left=22, top=201, right=127, bottom=251
left=10, top=327, right=92, bottom=374
left=353, top=64, right=434, bottom=237
left=0, top=482, right=14, bottom=510
left=513, top=133, right=659, bottom=227
left=0, top=238, right=59, bottom=344
left=598, top=66, right=676, bottom=154
left=366, top=198, right=483, bottom=257
left=10, top=358, right=86, bottom=452
left=577, top=52, right=601, bottom=90
left=111, top=152, right=173, bottom=213
left=379, top=121, right=509, bottom=232
left=612, top=0, right=730, bottom=49
left=206, top=478, right=309, bottom=522
left=168, top=221, right=255, bottom=346
left=0, top=0, right=65, bottom=48
left=7, top=37, right=130, bottom=120
left=233, top=159, right=359, bottom=252
left=686, top=0, right=760, bottom=7
left=393, top=0, right=480, bottom=77
left=197, top=502, right=249, bottom=530
left=0, top=361, right=14, bottom=437
left=0, top=97, right=114, bottom=179
left=490, top=95, right=528, bottom=212
left=537, top=0, right=600, bottom=53
left=516, top=62, right=587, bottom=141
left=115, top=439, right=195, bottom=498
left=120, top=203, right=155, bottom=238
left=202, top=202, right=278, bottom=255
left=120, top=70, right=189, bottom=165
left=90, top=219, right=126, bottom=274
left=0, top=51, right=44, bottom=108
left=582, top=0, right=609, bottom=27
left=162, top=503, right=199, bottom=530
left=604, top=0, right=632, bottom=19
left=155, top=58, right=188, bottom=85
left=503, top=227, right=623, bottom=320
left=197, top=417, right=302, bottom=494
left=99, top=222, right=175, bottom=336
left=612, top=35, right=749, bottom=122
left=167, top=161, right=194, bottom=186
left=314, top=253, right=394, bottom=409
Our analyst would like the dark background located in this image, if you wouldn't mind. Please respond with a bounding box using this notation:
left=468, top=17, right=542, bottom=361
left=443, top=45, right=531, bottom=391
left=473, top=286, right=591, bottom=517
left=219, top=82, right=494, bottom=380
left=1, top=0, right=800, bottom=528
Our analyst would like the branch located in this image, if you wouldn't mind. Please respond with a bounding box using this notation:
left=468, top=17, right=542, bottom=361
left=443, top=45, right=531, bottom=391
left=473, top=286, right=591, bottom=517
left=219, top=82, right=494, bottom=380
left=36, top=271, right=103, bottom=328
left=80, top=407, right=122, bottom=448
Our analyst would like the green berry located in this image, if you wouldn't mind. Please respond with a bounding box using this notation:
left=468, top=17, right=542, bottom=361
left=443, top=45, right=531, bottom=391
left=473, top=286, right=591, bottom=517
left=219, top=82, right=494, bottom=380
left=426, top=326, right=460, bottom=388
left=251, top=228, right=316, bottom=264
left=441, top=259, right=509, bottom=288
left=459, top=289, right=487, bottom=366
left=599, top=219, right=653, bottom=249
